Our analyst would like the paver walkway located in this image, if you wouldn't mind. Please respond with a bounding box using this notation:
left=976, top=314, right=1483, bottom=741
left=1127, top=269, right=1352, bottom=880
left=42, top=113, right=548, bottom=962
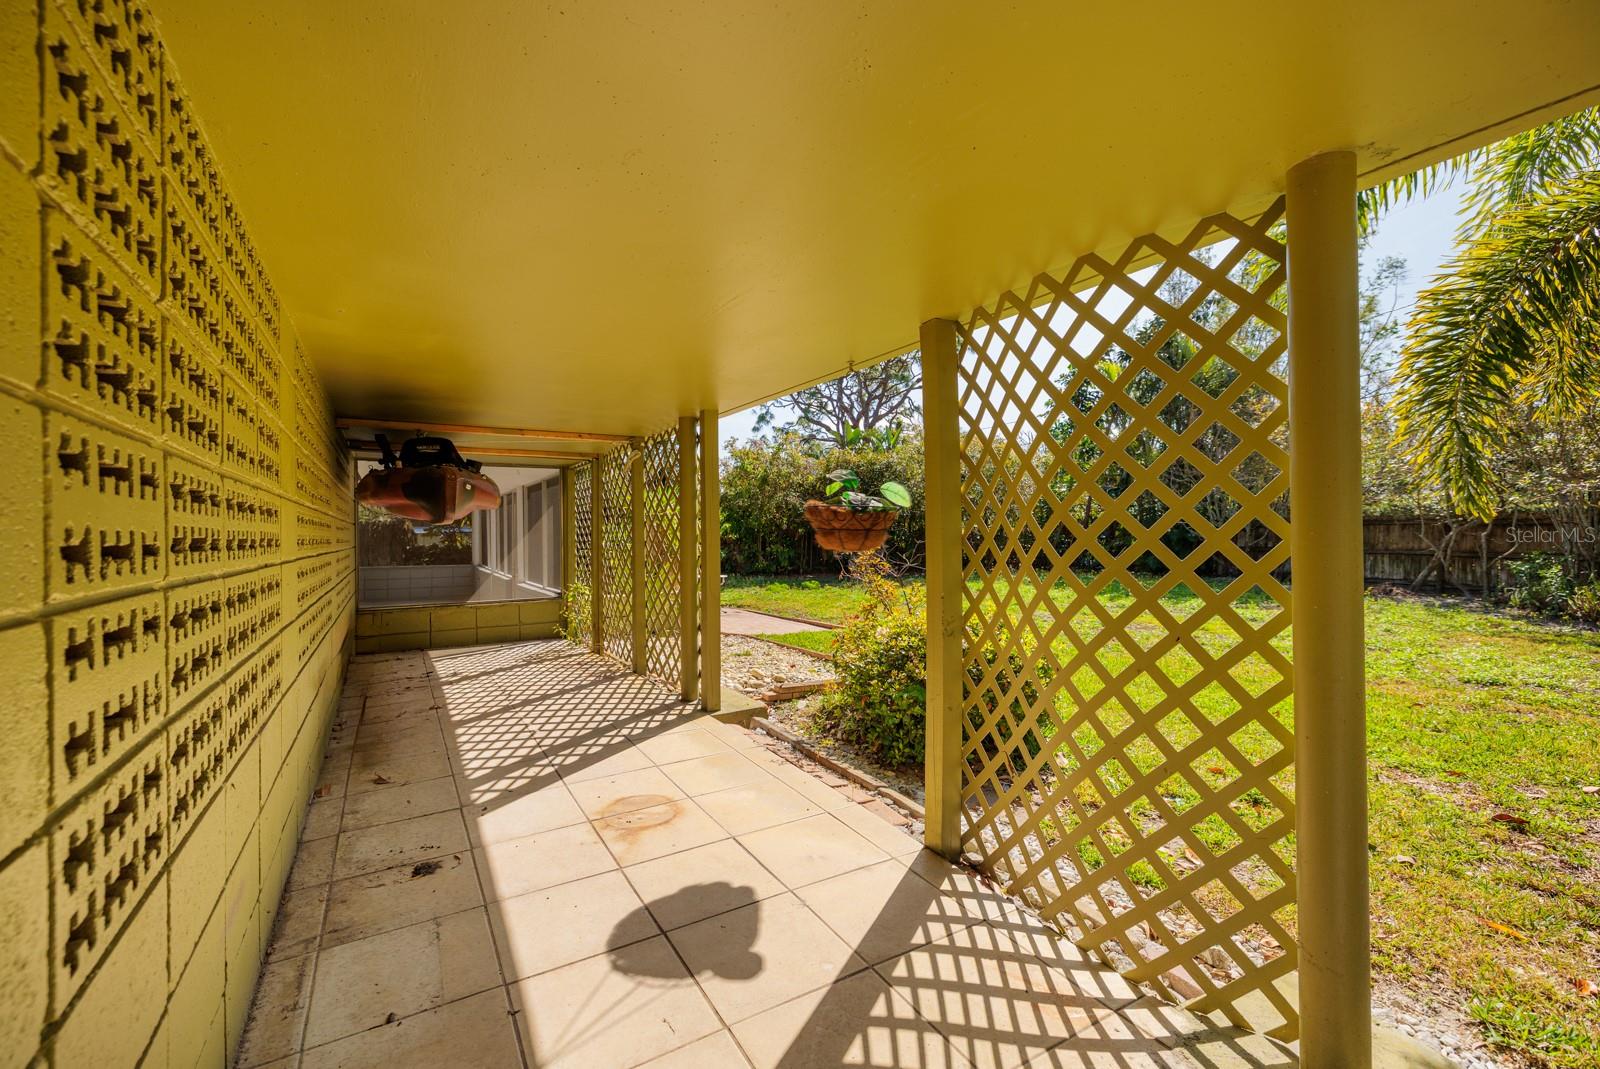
left=240, top=640, right=1292, bottom=1068
left=721, top=606, right=830, bottom=635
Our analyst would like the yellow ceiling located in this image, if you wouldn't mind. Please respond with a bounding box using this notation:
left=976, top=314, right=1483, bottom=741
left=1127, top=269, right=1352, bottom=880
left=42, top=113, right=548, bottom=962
left=152, top=1, right=1600, bottom=436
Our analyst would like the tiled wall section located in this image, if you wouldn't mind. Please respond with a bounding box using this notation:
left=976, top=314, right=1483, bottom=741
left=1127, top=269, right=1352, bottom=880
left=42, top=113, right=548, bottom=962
left=358, top=565, right=558, bottom=607
left=354, top=599, right=562, bottom=654
left=1, top=2, right=355, bottom=1066
left=357, top=564, right=479, bottom=606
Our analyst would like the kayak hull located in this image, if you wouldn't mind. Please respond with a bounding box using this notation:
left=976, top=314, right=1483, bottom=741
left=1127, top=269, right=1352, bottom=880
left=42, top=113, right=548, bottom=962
left=355, top=465, right=501, bottom=523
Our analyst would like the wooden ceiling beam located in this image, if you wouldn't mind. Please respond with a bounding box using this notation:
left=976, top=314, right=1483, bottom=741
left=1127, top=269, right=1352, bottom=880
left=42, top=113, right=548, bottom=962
left=344, top=439, right=591, bottom=462
left=335, top=417, right=630, bottom=443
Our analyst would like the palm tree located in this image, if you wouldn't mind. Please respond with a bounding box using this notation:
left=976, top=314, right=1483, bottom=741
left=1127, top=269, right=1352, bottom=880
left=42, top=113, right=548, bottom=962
left=1359, top=108, right=1600, bottom=520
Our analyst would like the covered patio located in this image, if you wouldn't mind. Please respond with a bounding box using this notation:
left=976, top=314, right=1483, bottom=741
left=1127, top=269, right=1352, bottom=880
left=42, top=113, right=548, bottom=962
left=4, top=2, right=1597, bottom=1067
left=239, top=641, right=1289, bottom=1069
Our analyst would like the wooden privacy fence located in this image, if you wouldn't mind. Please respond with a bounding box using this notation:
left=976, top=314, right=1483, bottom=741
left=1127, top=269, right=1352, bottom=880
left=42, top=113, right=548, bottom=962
left=566, top=423, right=703, bottom=696
left=949, top=201, right=1299, bottom=1036
left=1364, top=513, right=1596, bottom=592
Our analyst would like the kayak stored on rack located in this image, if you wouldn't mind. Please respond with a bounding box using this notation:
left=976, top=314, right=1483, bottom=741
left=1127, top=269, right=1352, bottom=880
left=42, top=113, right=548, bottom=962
left=354, top=434, right=501, bottom=523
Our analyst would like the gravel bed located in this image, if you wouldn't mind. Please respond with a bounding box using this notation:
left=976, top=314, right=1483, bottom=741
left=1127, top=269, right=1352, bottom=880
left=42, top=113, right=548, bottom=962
left=720, top=634, right=834, bottom=694
left=1372, top=989, right=1511, bottom=1069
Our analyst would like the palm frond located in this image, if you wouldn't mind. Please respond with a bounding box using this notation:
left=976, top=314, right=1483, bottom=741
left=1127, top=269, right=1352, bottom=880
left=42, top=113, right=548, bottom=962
left=1356, top=106, right=1600, bottom=237
left=1357, top=158, right=1470, bottom=235
left=1463, top=108, right=1600, bottom=229
left=1393, top=171, right=1600, bottom=520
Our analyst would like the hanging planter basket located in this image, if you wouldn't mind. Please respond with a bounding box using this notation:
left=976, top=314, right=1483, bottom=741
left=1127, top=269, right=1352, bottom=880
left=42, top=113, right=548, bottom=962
left=803, top=501, right=899, bottom=553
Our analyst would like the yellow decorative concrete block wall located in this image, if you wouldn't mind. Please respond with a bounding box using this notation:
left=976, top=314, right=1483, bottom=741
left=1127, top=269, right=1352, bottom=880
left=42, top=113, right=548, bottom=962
left=0, top=2, right=354, bottom=1065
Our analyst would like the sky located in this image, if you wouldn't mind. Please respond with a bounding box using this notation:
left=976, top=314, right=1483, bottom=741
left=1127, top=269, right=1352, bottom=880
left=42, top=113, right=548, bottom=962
left=718, top=186, right=1470, bottom=454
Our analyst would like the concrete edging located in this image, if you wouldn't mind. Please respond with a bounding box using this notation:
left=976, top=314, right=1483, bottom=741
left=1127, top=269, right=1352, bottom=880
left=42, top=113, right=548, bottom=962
left=749, top=715, right=925, bottom=819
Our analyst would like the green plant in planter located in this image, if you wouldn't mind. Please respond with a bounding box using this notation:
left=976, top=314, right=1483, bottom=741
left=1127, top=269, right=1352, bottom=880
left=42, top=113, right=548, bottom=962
left=822, top=469, right=912, bottom=511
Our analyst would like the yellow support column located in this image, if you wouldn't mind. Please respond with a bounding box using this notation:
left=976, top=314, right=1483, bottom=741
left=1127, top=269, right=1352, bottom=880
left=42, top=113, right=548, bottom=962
left=1286, top=149, right=1370, bottom=1069
left=631, top=444, right=647, bottom=674
left=699, top=409, right=721, bottom=711
left=921, top=319, right=964, bottom=858
left=561, top=467, right=575, bottom=609
left=590, top=459, right=605, bottom=656
left=678, top=416, right=700, bottom=702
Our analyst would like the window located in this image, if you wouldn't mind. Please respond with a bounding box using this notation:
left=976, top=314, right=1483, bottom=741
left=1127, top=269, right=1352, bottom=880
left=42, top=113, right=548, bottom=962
left=523, top=483, right=544, bottom=584
left=357, top=462, right=555, bottom=607
left=515, top=477, right=562, bottom=591
left=543, top=477, right=561, bottom=588
left=494, top=493, right=515, bottom=576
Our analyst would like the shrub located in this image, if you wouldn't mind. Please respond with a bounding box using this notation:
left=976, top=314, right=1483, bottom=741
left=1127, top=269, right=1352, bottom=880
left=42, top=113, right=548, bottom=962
left=1506, top=553, right=1574, bottom=613
left=1565, top=581, right=1600, bottom=625
left=810, top=553, right=927, bottom=766
left=719, top=432, right=925, bottom=574
left=562, top=580, right=592, bottom=642
left=357, top=506, right=472, bottom=565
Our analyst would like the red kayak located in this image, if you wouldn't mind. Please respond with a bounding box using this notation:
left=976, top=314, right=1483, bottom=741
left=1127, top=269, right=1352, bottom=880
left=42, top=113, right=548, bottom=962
left=355, top=435, right=501, bottom=524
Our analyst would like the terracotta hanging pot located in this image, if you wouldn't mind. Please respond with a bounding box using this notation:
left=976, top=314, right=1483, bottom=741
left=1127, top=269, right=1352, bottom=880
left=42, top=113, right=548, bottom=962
left=803, top=501, right=899, bottom=553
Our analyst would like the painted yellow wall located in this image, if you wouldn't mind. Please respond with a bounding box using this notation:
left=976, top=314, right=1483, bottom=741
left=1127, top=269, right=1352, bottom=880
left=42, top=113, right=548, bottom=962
left=354, top=598, right=561, bottom=655
left=0, top=2, right=354, bottom=1065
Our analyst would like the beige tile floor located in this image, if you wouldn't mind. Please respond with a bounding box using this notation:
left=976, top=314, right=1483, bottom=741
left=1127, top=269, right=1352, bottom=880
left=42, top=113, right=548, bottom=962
left=240, top=641, right=1294, bottom=1069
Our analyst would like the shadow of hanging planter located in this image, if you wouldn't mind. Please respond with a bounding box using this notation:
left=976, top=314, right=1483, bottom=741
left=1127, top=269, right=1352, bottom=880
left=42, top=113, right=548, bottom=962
left=802, top=469, right=912, bottom=553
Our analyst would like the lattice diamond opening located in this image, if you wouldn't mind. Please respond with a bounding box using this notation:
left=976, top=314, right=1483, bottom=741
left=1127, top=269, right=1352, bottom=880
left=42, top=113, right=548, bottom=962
left=570, top=462, right=595, bottom=647
left=599, top=447, right=634, bottom=665
left=641, top=428, right=683, bottom=689
left=955, top=201, right=1296, bottom=1035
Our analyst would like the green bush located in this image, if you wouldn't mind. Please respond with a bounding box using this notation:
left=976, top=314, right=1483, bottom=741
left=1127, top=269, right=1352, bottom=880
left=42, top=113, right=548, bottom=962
left=1504, top=553, right=1600, bottom=624
left=357, top=506, right=472, bottom=565
left=810, top=554, right=927, bottom=766
left=1506, top=553, right=1574, bottom=613
left=1564, top=581, right=1600, bottom=625
left=562, top=580, right=592, bottom=642
left=719, top=432, right=925, bottom=574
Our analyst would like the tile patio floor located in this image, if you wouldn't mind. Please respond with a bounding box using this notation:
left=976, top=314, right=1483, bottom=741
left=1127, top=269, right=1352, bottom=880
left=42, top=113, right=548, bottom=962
left=240, top=641, right=1293, bottom=1069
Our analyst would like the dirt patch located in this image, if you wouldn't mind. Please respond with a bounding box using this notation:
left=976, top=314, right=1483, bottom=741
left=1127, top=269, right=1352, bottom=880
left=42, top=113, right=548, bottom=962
left=410, top=860, right=442, bottom=878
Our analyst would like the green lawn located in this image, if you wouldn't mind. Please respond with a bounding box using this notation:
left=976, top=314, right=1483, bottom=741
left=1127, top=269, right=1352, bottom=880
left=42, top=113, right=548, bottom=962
left=724, top=575, right=864, bottom=626
left=725, top=573, right=1600, bottom=1066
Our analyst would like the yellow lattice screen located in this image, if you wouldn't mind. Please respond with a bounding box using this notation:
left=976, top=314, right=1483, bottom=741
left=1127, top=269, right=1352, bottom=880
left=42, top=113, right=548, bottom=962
left=566, top=425, right=700, bottom=694
left=954, top=201, right=1297, bottom=1034
left=599, top=447, right=634, bottom=664
left=570, top=461, right=595, bottom=646
left=641, top=428, right=685, bottom=688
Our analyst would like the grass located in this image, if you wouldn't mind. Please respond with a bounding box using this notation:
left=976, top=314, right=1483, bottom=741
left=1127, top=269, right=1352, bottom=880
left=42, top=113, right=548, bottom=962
left=726, top=573, right=1600, bottom=1066
left=724, top=574, right=864, bottom=624
left=755, top=629, right=837, bottom=655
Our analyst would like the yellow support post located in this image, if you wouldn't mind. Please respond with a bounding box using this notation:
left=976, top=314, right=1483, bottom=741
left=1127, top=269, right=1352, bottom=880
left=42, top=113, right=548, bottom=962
left=678, top=416, right=700, bottom=702
left=561, top=466, right=575, bottom=621
left=590, top=459, right=605, bottom=656
left=699, top=409, right=721, bottom=711
left=921, top=319, right=964, bottom=858
left=631, top=444, right=647, bottom=674
left=1286, top=149, right=1370, bottom=1069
